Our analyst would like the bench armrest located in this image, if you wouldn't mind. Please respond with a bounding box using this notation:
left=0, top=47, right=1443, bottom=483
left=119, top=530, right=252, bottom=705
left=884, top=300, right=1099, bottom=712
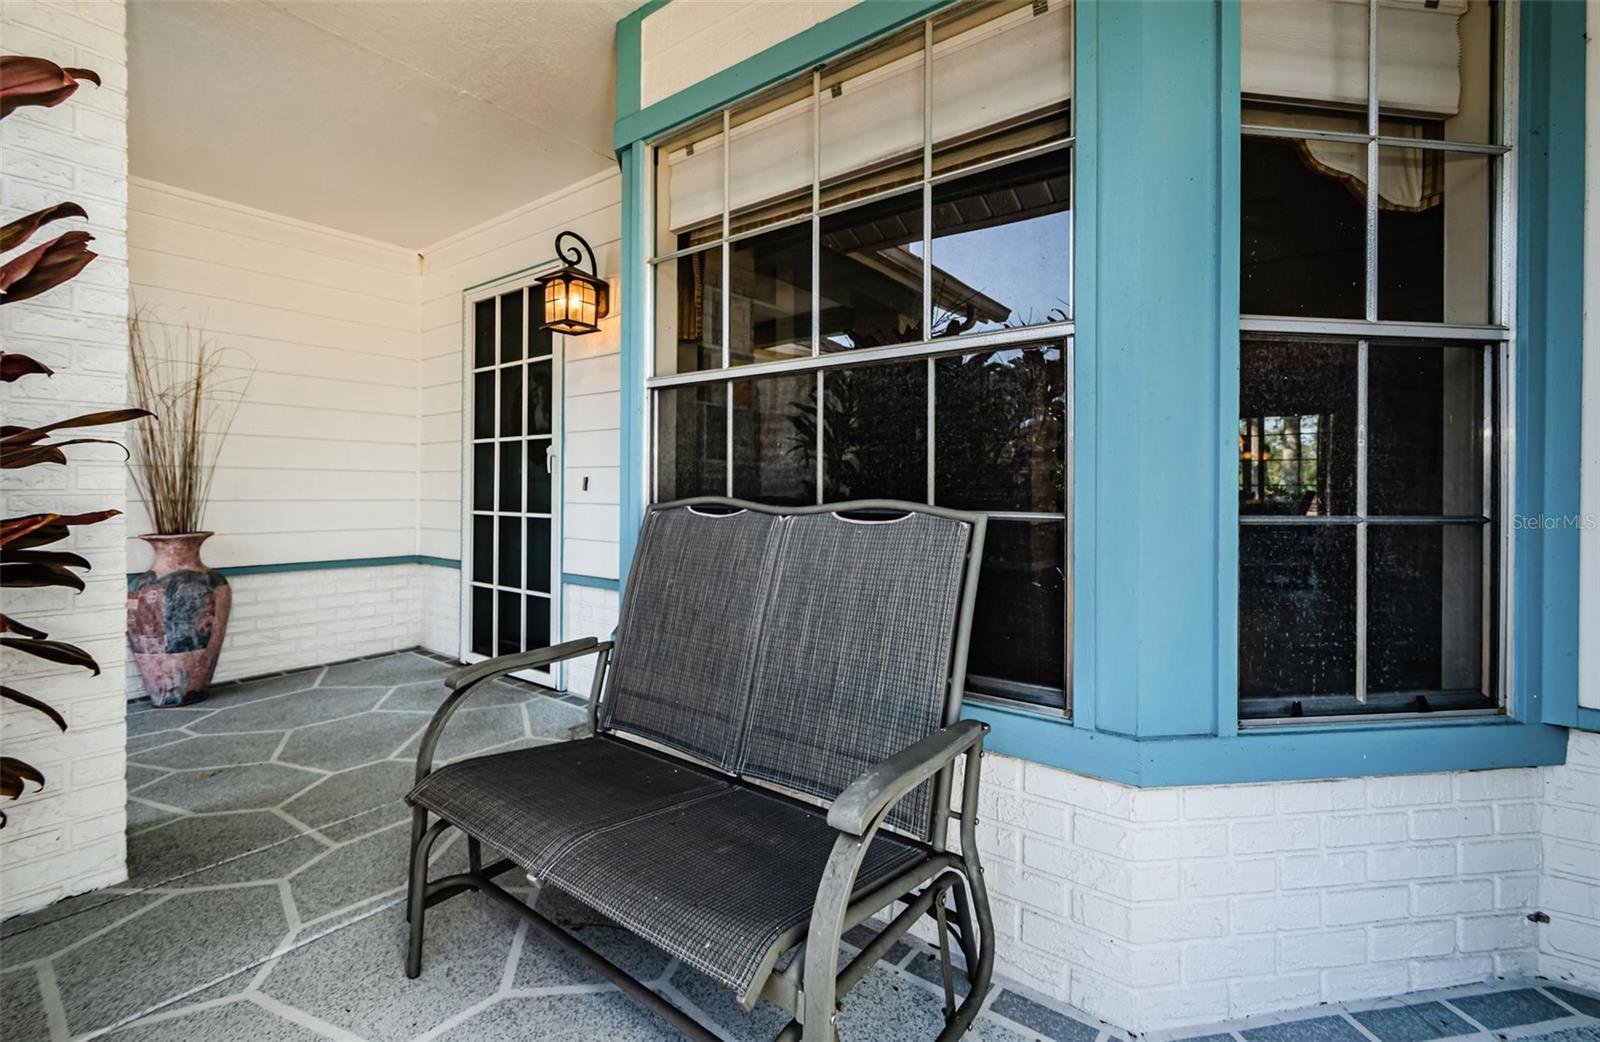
left=444, top=637, right=603, bottom=690
left=827, top=720, right=989, bottom=837
left=415, top=638, right=612, bottom=785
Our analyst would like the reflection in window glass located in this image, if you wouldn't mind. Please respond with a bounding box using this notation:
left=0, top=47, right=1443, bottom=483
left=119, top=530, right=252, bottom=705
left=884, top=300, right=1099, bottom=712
left=1239, top=339, right=1357, bottom=516
left=1368, top=344, right=1486, bottom=517
left=1239, top=524, right=1357, bottom=705
left=656, top=383, right=727, bottom=500
left=1367, top=523, right=1488, bottom=699
left=821, top=361, right=926, bottom=502
left=732, top=373, right=816, bottom=506
left=656, top=248, right=723, bottom=376
left=729, top=223, right=812, bottom=365
left=931, top=149, right=1071, bottom=334
left=820, top=190, right=924, bottom=351
left=1377, top=149, right=1493, bottom=324
left=1241, top=135, right=1366, bottom=318
left=968, top=520, right=1065, bottom=704
left=935, top=344, right=1064, bottom=513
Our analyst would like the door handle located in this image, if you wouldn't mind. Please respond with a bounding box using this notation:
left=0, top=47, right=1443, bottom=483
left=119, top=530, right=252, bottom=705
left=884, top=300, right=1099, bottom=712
left=546, top=444, right=557, bottom=474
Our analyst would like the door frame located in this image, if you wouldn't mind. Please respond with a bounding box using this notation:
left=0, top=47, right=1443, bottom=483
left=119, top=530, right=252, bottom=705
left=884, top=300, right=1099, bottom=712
left=458, top=267, right=565, bottom=688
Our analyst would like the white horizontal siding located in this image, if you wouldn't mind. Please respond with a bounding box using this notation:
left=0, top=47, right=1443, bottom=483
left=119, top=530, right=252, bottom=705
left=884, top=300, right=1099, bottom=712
left=640, top=0, right=860, bottom=108
left=127, top=179, right=419, bottom=573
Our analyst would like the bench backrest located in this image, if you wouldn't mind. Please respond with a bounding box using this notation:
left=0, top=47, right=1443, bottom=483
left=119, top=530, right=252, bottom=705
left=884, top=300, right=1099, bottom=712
left=599, top=500, right=983, bottom=843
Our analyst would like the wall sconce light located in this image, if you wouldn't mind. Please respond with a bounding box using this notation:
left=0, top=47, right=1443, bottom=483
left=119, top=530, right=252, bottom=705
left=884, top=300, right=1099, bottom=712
left=535, top=231, right=609, bottom=336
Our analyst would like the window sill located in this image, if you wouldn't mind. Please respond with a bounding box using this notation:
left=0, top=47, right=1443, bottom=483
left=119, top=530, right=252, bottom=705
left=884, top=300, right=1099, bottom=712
left=961, top=699, right=1570, bottom=787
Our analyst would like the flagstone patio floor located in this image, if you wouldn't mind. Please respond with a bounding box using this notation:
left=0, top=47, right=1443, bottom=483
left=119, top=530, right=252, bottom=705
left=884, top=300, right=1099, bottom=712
left=2, top=650, right=1598, bottom=1042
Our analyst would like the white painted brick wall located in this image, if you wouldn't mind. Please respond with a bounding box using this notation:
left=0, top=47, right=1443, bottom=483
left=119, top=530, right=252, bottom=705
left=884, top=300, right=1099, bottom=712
left=965, top=754, right=1554, bottom=1034
left=563, top=584, right=620, bottom=696
left=0, top=0, right=131, bottom=919
left=123, top=564, right=423, bottom=696
left=1539, top=728, right=1600, bottom=990
left=420, top=563, right=461, bottom=660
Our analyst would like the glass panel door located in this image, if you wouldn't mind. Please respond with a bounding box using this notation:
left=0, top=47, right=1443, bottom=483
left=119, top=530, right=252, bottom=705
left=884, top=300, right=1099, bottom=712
left=464, top=281, right=560, bottom=684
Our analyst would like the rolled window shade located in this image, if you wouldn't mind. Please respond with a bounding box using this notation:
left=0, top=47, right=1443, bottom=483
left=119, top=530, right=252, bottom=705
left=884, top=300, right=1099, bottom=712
left=1241, top=0, right=1466, bottom=117
left=662, top=1, right=1072, bottom=238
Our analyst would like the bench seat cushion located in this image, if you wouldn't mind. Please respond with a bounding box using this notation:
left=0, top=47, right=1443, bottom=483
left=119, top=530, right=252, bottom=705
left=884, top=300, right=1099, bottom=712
left=407, top=737, right=727, bottom=875
left=538, top=785, right=927, bottom=1001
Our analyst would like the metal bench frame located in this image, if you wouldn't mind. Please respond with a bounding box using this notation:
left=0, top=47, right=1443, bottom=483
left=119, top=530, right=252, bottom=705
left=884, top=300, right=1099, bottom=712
left=404, top=497, right=994, bottom=1042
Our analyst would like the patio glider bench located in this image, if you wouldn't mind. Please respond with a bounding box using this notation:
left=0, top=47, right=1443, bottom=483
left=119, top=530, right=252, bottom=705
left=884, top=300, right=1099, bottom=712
left=403, top=498, right=994, bottom=1042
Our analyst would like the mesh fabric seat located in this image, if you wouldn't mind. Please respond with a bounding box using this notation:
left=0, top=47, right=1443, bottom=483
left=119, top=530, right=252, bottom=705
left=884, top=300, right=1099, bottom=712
left=599, top=506, right=782, bottom=770
left=539, top=785, right=926, bottom=1001
left=737, top=511, right=972, bottom=840
left=408, top=737, right=727, bottom=875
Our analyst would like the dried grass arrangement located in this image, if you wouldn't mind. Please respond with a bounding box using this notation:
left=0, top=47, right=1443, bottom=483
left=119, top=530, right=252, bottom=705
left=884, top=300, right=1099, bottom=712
left=127, top=308, right=254, bottom=535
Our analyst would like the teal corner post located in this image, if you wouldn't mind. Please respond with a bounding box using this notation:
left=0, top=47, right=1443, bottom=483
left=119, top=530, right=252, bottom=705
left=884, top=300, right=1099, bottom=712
left=618, top=140, right=648, bottom=591
left=1515, top=0, right=1586, bottom=728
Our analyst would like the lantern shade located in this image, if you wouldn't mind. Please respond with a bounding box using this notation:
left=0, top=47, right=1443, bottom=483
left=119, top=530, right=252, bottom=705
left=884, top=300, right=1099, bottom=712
left=537, top=268, right=609, bottom=335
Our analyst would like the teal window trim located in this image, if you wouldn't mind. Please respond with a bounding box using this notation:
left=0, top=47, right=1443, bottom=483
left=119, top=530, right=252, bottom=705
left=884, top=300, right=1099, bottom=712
left=1514, top=0, right=1586, bottom=729
left=613, top=0, right=1585, bottom=784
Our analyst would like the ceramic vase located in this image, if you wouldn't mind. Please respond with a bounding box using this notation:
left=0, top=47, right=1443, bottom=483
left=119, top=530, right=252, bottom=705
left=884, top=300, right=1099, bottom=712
left=127, top=533, right=231, bottom=706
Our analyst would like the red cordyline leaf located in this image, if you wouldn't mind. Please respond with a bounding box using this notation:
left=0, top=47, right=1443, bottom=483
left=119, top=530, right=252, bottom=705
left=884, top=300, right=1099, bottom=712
left=0, top=409, right=151, bottom=449
left=0, top=57, right=99, bottom=120
left=0, top=636, right=101, bottom=675
left=0, top=202, right=87, bottom=253
left=0, top=561, right=86, bottom=592
left=0, top=511, right=118, bottom=550
left=0, top=353, right=53, bottom=382
left=0, top=231, right=96, bottom=305
left=0, top=614, right=49, bottom=639
left=1, top=686, right=66, bottom=732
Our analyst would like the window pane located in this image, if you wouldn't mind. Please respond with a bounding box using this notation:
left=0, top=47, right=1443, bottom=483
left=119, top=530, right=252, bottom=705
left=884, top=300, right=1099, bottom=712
left=1240, top=0, right=1368, bottom=118
left=820, top=24, right=923, bottom=207
left=968, top=519, right=1065, bottom=704
left=499, top=289, right=523, bottom=363
left=526, top=517, right=552, bottom=594
left=1240, top=339, right=1357, bottom=517
left=1368, top=343, right=1487, bottom=516
left=471, top=586, right=492, bottom=657
left=931, top=149, right=1071, bottom=333
left=821, top=361, right=927, bottom=503
left=525, top=595, right=551, bottom=652
left=527, top=441, right=552, bottom=515
left=1239, top=524, right=1357, bottom=703
left=656, top=247, right=723, bottom=375
left=473, top=372, right=494, bottom=440
left=472, top=445, right=492, bottom=512
left=1241, top=135, right=1365, bottom=318
left=499, top=366, right=522, bottom=438
left=935, top=343, right=1065, bottom=512
left=729, top=223, right=812, bottom=365
left=472, top=515, right=493, bottom=585
left=497, top=516, right=521, bottom=588
left=530, top=323, right=552, bottom=359
left=730, top=80, right=814, bottom=233
left=656, top=383, right=727, bottom=500
left=497, top=590, right=521, bottom=656
left=528, top=360, right=553, bottom=436
left=732, top=372, right=815, bottom=506
left=473, top=298, right=495, bottom=368
left=931, top=0, right=1071, bottom=177
left=1368, top=523, right=1488, bottom=698
left=656, top=115, right=723, bottom=255
left=819, top=190, right=923, bottom=351
left=1377, top=149, right=1493, bottom=324
left=1378, top=0, right=1496, bottom=145
left=497, top=441, right=522, bottom=513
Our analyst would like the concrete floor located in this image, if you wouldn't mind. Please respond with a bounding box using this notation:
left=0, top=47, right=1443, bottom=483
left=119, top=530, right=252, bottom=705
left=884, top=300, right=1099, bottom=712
left=2, top=650, right=1598, bottom=1042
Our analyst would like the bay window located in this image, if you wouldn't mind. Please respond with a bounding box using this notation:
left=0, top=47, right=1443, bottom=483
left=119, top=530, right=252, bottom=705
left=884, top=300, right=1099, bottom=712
left=648, top=0, right=1073, bottom=710
left=1238, top=0, right=1509, bottom=721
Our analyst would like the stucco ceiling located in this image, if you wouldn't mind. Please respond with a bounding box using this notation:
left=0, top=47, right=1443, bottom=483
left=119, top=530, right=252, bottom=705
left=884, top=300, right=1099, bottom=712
left=129, top=0, right=634, bottom=249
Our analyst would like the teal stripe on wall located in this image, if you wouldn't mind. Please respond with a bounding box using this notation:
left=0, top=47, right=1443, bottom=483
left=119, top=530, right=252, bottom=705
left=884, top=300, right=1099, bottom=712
left=124, top=555, right=461, bottom=580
